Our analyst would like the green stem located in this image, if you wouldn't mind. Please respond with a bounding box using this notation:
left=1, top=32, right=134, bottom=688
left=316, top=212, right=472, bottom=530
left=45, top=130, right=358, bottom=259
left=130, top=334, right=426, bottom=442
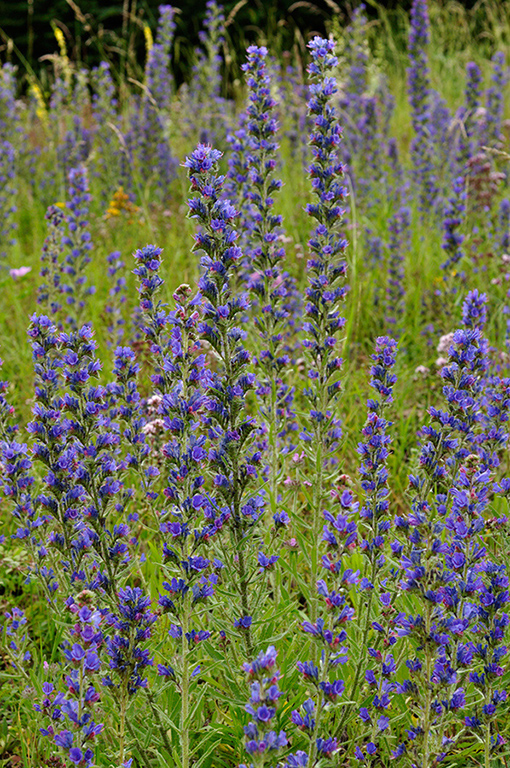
left=310, top=427, right=324, bottom=627
left=422, top=607, right=433, bottom=768
left=119, top=676, right=129, bottom=766
left=308, top=651, right=329, bottom=767
left=144, top=690, right=173, bottom=756
left=181, top=541, right=191, bottom=768
left=336, top=570, right=375, bottom=737
left=237, top=540, right=254, bottom=656
left=484, top=715, right=491, bottom=768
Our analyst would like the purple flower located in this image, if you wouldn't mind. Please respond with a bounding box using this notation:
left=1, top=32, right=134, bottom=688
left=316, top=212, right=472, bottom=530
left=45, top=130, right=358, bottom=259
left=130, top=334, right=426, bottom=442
left=235, top=616, right=253, bottom=630
left=241, top=646, right=286, bottom=760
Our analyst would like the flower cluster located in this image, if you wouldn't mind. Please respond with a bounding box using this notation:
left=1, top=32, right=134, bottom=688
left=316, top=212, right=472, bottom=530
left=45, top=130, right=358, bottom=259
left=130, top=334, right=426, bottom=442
left=386, top=206, right=411, bottom=331
left=38, top=205, right=65, bottom=316
left=239, top=646, right=287, bottom=766
left=441, top=176, right=466, bottom=272
left=1, top=606, right=31, bottom=671
left=358, top=336, right=397, bottom=567
left=61, top=165, right=94, bottom=328
left=105, top=250, right=127, bottom=346
left=36, top=595, right=104, bottom=767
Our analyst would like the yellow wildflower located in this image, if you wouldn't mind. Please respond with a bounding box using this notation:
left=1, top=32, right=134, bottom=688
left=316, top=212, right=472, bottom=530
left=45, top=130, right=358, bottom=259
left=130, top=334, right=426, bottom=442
left=53, top=26, right=67, bottom=59
left=106, top=187, right=140, bottom=222
left=144, top=24, right=154, bottom=58
left=30, top=83, right=47, bottom=125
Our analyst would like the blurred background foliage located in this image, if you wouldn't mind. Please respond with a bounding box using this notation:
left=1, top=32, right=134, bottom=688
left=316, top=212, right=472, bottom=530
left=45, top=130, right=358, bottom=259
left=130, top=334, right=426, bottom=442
left=0, top=0, right=495, bottom=91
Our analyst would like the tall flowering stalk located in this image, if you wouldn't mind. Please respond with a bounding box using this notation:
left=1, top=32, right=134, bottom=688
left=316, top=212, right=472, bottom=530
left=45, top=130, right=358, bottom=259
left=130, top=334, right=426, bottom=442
left=38, top=205, right=65, bottom=316
left=1, top=606, right=31, bottom=676
left=138, top=4, right=177, bottom=195
left=457, top=62, right=483, bottom=165
left=464, top=62, right=482, bottom=122
left=197, top=0, right=224, bottom=101
left=498, top=198, right=510, bottom=256
left=105, top=251, right=127, bottom=347
left=36, top=596, right=104, bottom=766
left=90, top=62, right=120, bottom=199
left=0, top=64, right=19, bottom=261
left=393, top=300, right=489, bottom=766
left=134, top=245, right=224, bottom=768
left=485, top=52, right=507, bottom=147
left=469, top=560, right=509, bottom=767
left=0, top=139, right=16, bottom=261
left=187, top=0, right=227, bottom=144
left=224, top=114, right=251, bottom=234
left=385, top=206, right=410, bottom=332
left=301, top=37, right=349, bottom=625
left=27, top=316, right=132, bottom=607
left=61, top=166, right=94, bottom=329
left=340, top=3, right=369, bottom=148
left=440, top=176, right=466, bottom=273
left=407, top=0, right=436, bottom=210
left=242, top=45, right=290, bottom=517
left=289, top=483, right=358, bottom=766
left=185, top=144, right=264, bottom=654
left=145, top=4, right=176, bottom=111
left=288, top=41, right=356, bottom=755
left=103, top=587, right=157, bottom=765
left=349, top=336, right=398, bottom=762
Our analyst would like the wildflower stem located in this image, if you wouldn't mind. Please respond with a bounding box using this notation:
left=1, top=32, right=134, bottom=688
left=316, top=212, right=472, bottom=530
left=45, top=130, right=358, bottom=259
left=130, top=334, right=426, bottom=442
left=119, top=675, right=129, bottom=766
left=484, top=713, right=491, bottom=768
left=237, top=538, right=254, bottom=656
left=181, top=550, right=191, bottom=768
left=144, top=690, right=173, bottom=756
left=310, top=430, right=324, bottom=627
left=349, top=574, right=374, bottom=697
left=308, top=652, right=329, bottom=766
left=422, top=606, right=433, bottom=768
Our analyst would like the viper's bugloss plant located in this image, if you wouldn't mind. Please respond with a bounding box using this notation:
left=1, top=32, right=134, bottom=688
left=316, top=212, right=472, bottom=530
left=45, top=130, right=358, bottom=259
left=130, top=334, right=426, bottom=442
left=145, top=5, right=176, bottom=112
left=102, top=587, right=157, bottom=764
left=61, top=166, right=94, bottom=328
left=186, top=0, right=227, bottom=145
left=301, top=36, right=349, bottom=625
left=38, top=205, right=65, bottom=316
left=1, top=606, right=31, bottom=674
left=0, top=64, right=18, bottom=260
left=36, top=595, right=104, bottom=767
left=90, top=61, right=119, bottom=199
left=393, top=295, right=490, bottom=766
left=407, top=0, right=436, bottom=210
left=457, top=61, right=483, bottom=165
left=386, top=206, right=411, bottom=332
left=242, top=44, right=292, bottom=522
left=351, top=336, right=398, bottom=762
left=185, top=144, right=264, bottom=655
left=485, top=52, right=507, bottom=148
left=441, top=176, right=466, bottom=273
left=105, top=251, right=127, bottom=346
left=135, top=242, right=224, bottom=768
left=0, top=357, right=17, bottom=439
left=0, top=139, right=16, bottom=261
left=224, top=115, right=251, bottom=239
